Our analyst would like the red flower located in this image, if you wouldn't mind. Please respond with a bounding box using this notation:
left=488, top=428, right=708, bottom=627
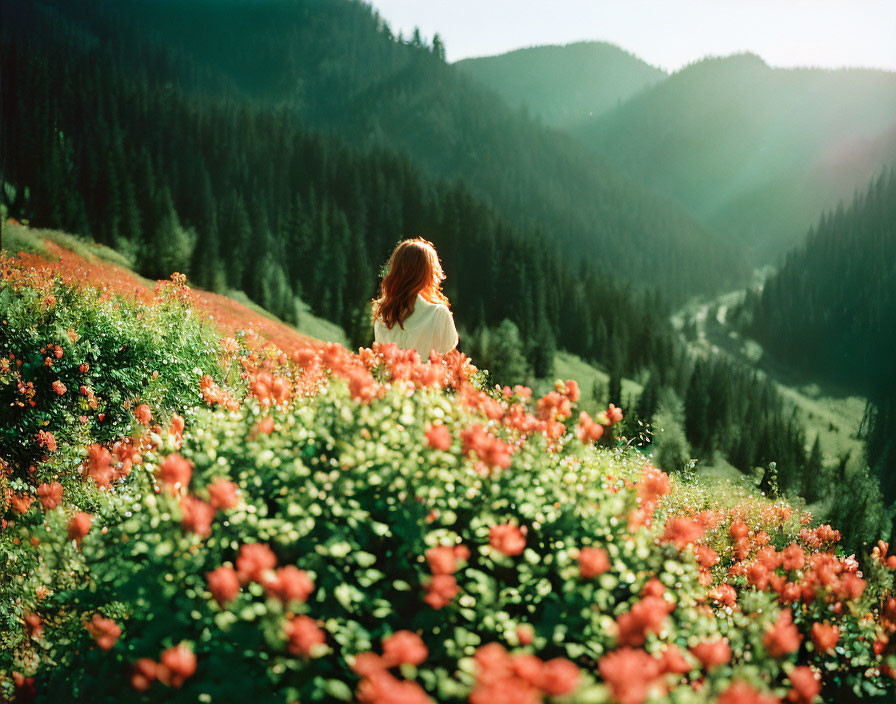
left=781, top=544, right=806, bottom=571
left=537, top=391, right=572, bottom=421
left=661, top=517, right=704, bottom=549
left=708, top=584, right=737, bottom=607
left=597, top=647, right=663, bottom=704
left=382, top=630, right=428, bottom=667
left=9, top=491, right=33, bottom=515
left=68, top=512, right=93, bottom=545
left=85, top=443, right=113, bottom=489
left=236, top=542, right=277, bottom=583
left=159, top=643, right=197, bottom=688
left=423, top=574, right=459, bottom=609
left=157, top=453, right=192, bottom=490
left=180, top=496, right=216, bottom=537
left=660, top=645, right=692, bottom=675
left=729, top=519, right=750, bottom=540
left=490, top=523, right=526, bottom=556
left=425, top=424, right=452, bottom=451
left=284, top=615, right=326, bottom=656
left=836, top=572, right=866, bottom=602
left=579, top=546, right=610, bottom=578
left=616, top=596, right=673, bottom=647
left=563, top=379, right=581, bottom=402
left=641, top=579, right=665, bottom=598
left=426, top=545, right=457, bottom=575
left=266, top=565, right=314, bottom=603
left=24, top=612, right=42, bottom=640
left=637, top=467, right=671, bottom=508
left=254, top=416, right=275, bottom=435
left=575, top=411, right=605, bottom=444
left=718, top=681, right=780, bottom=704
left=207, top=566, right=241, bottom=606
left=352, top=652, right=386, bottom=678
left=811, top=622, right=839, bottom=653
left=36, top=430, right=57, bottom=452
left=690, top=638, right=731, bottom=670
left=357, top=669, right=432, bottom=704
left=540, top=658, right=580, bottom=696
left=787, top=666, right=821, bottom=703
left=454, top=544, right=471, bottom=561
left=86, top=614, right=121, bottom=650
left=206, top=478, right=239, bottom=510
left=747, top=561, right=770, bottom=590
left=169, top=413, right=185, bottom=446
left=516, top=624, right=534, bottom=645
left=131, top=658, right=158, bottom=692
left=607, top=404, right=624, bottom=424
left=346, top=368, right=378, bottom=403
left=134, top=403, right=152, bottom=425
left=51, top=380, right=67, bottom=395
left=763, top=609, right=802, bottom=658
left=461, top=424, right=512, bottom=469
left=695, top=545, right=719, bottom=568
left=37, top=483, right=63, bottom=511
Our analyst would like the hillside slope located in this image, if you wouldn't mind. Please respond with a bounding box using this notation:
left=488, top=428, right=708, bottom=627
left=574, top=53, right=896, bottom=263
left=739, top=168, right=896, bottom=503
left=455, top=42, right=666, bottom=128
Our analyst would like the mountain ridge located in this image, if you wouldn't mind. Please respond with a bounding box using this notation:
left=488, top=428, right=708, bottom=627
left=454, top=41, right=666, bottom=127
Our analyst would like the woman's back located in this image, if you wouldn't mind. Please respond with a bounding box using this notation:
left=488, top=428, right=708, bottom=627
left=374, top=294, right=458, bottom=358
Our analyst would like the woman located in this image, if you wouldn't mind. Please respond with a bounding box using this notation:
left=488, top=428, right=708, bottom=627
left=372, top=238, right=458, bottom=357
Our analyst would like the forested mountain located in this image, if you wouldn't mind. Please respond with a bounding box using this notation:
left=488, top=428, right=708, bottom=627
left=18, top=0, right=743, bottom=301
left=573, top=53, right=896, bottom=264
left=0, top=0, right=679, bottom=382
left=739, top=168, right=896, bottom=506
left=454, top=42, right=666, bottom=128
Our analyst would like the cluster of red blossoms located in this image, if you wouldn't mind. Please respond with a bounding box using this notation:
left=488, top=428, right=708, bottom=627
left=615, top=580, right=675, bottom=647
left=85, top=614, right=121, bottom=650
left=490, top=523, right=527, bottom=557
left=469, top=642, right=580, bottom=704
left=422, top=543, right=469, bottom=609
left=353, top=631, right=432, bottom=704
left=461, top=423, right=513, bottom=471
left=152, top=451, right=240, bottom=538
left=206, top=542, right=325, bottom=658
left=130, top=643, right=197, bottom=691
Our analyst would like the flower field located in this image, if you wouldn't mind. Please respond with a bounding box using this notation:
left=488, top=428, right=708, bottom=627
left=2, top=237, right=896, bottom=703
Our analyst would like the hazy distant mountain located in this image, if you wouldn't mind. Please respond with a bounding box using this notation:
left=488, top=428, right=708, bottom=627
left=454, top=42, right=666, bottom=128
left=573, top=53, right=896, bottom=263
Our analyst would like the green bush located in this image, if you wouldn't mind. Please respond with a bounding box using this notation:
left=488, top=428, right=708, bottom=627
left=3, top=266, right=896, bottom=704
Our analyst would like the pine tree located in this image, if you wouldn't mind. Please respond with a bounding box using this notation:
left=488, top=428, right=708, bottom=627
left=684, top=362, right=710, bottom=454
left=140, top=186, right=194, bottom=280
left=484, top=320, right=531, bottom=387
left=636, top=368, right=661, bottom=422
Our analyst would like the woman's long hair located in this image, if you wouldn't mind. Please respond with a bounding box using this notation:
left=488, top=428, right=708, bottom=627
left=372, top=238, right=450, bottom=329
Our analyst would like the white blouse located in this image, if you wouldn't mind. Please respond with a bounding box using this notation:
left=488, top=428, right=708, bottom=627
left=374, top=294, right=459, bottom=357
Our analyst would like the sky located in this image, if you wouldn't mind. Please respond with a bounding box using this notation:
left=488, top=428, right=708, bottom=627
left=368, top=0, right=896, bottom=72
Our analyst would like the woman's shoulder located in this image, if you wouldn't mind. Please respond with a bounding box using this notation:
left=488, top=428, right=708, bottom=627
left=416, top=294, right=452, bottom=315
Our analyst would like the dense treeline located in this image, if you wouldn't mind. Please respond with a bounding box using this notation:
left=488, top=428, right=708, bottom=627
left=740, top=169, right=896, bottom=508
left=1, top=0, right=746, bottom=302
left=0, top=0, right=834, bottom=535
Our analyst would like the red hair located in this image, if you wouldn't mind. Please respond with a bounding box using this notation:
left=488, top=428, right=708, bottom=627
left=373, top=238, right=450, bottom=329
